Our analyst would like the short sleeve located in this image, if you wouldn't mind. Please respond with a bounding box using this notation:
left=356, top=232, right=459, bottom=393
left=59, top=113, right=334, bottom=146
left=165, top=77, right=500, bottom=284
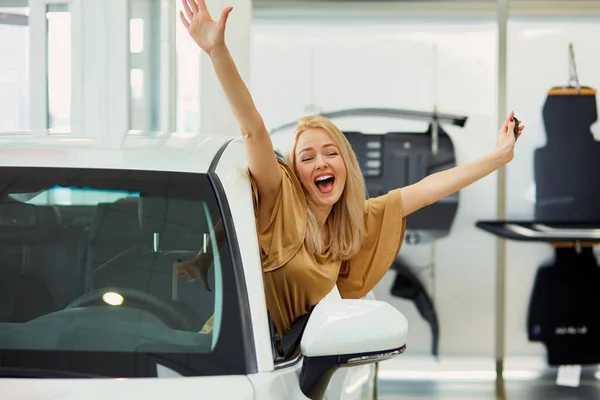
left=337, top=188, right=406, bottom=298
left=248, top=160, right=307, bottom=272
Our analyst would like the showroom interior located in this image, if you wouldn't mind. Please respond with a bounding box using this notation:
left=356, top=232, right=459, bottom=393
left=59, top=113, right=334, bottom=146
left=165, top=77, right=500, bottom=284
left=1, top=0, right=600, bottom=399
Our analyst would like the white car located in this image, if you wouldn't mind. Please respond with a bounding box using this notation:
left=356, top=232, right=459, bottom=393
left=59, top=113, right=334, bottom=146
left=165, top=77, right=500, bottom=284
left=0, top=131, right=409, bottom=400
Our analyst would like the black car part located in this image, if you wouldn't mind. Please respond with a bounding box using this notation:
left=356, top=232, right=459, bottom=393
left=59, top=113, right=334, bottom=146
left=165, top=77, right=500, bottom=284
left=271, top=107, right=468, bottom=243
left=390, top=258, right=439, bottom=357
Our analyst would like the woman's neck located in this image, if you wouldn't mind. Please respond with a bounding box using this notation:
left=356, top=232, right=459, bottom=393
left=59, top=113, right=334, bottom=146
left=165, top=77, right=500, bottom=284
left=315, top=204, right=332, bottom=228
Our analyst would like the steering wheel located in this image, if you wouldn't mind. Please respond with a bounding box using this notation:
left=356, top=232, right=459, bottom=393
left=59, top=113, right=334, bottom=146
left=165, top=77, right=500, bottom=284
left=66, top=287, right=191, bottom=331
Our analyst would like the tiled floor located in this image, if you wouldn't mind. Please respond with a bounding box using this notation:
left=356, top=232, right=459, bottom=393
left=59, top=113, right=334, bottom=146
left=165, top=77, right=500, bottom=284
left=377, top=356, right=600, bottom=399
left=378, top=378, right=600, bottom=399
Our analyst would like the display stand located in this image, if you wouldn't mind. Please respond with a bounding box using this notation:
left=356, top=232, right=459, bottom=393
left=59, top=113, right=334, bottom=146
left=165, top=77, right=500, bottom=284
left=476, top=221, right=600, bottom=246
left=477, top=220, right=600, bottom=371
left=478, top=44, right=600, bottom=380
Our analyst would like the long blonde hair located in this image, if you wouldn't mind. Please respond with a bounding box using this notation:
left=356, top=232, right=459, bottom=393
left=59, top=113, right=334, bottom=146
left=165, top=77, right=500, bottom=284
left=284, top=116, right=366, bottom=261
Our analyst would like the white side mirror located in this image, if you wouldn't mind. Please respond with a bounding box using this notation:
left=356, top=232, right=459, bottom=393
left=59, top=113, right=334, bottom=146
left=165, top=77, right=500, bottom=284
left=299, top=299, right=409, bottom=399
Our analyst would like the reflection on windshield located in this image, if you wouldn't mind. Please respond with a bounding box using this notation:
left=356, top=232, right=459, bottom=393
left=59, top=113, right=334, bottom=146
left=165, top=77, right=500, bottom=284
left=0, top=166, right=235, bottom=377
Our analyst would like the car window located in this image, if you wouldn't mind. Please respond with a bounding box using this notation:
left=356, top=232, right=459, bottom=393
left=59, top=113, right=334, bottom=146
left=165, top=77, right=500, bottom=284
left=0, top=167, right=250, bottom=378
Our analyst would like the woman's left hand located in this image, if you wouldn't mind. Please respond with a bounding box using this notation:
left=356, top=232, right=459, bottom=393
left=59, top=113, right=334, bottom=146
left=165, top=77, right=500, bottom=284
left=174, top=252, right=213, bottom=292
left=496, top=111, right=524, bottom=163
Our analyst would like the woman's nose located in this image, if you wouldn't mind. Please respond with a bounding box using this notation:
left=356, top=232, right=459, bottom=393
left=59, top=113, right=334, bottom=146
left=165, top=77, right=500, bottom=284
left=315, top=156, right=328, bottom=169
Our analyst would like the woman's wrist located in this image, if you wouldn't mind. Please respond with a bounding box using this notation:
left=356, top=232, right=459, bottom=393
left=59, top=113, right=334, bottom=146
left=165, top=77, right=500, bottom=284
left=493, top=146, right=513, bottom=166
left=208, top=43, right=229, bottom=60
left=193, top=249, right=212, bottom=262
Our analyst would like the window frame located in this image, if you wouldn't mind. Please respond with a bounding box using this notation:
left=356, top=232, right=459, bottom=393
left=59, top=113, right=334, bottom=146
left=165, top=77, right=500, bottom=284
left=206, top=169, right=258, bottom=375
left=0, top=166, right=255, bottom=378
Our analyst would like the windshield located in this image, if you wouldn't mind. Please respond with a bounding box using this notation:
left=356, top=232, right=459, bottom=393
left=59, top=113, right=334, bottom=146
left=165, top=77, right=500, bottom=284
left=0, top=166, right=249, bottom=378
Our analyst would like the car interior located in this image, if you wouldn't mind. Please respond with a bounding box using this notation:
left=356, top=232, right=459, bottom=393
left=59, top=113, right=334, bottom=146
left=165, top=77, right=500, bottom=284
left=0, top=181, right=219, bottom=352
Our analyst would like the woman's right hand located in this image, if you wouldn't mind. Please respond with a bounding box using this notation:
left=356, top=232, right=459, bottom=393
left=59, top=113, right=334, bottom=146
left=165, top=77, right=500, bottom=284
left=179, top=0, right=233, bottom=56
left=174, top=252, right=213, bottom=292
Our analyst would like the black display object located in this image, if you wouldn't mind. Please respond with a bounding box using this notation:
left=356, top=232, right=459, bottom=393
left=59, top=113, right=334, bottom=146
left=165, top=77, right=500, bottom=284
left=390, top=259, right=440, bottom=357
left=527, top=245, right=600, bottom=366
left=345, top=122, right=458, bottom=244
left=534, top=85, right=600, bottom=221
left=271, top=107, right=468, bottom=245
left=477, top=46, right=600, bottom=366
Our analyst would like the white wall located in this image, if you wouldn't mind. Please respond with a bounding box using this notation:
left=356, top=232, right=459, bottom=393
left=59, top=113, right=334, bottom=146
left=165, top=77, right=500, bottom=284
left=250, top=14, right=600, bottom=360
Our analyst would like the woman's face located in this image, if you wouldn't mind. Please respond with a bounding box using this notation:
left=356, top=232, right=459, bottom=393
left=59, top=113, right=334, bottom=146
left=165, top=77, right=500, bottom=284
left=294, top=128, right=347, bottom=209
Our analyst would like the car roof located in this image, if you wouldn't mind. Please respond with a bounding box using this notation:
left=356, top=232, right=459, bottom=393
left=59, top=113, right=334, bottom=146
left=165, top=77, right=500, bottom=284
left=0, top=131, right=238, bottom=173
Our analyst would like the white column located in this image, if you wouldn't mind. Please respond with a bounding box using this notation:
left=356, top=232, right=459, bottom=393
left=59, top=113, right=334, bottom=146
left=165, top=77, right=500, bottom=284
left=71, top=0, right=129, bottom=145
left=162, top=0, right=177, bottom=133
left=28, top=0, right=128, bottom=142
left=28, top=0, right=50, bottom=132
left=198, top=0, right=252, bottom=136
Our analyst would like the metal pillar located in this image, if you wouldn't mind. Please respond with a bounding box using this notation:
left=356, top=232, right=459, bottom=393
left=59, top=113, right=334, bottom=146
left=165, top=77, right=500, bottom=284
left=495, top=0, right=508, bottom=398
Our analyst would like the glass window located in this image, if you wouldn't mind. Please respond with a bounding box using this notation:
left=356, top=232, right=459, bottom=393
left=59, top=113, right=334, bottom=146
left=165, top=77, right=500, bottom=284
left=46, top=4, right=71, bottom=131
left=0, top=167, right=248, bottom=377
left=0, top=7, right=29, bottom=132
left=175, top=4, right=200, bottom=133
left=129, top=0, right=164, bottom=132
left=128, top=0, right=202, bottom=134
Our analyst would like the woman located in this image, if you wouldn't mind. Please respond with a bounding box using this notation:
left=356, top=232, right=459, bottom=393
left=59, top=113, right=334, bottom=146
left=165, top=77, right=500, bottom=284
left=177, top=0, right=524, bottom=339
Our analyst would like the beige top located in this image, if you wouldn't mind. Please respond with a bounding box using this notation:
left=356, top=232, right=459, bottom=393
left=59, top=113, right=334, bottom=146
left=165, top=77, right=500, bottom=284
left=250, top=160, right=407, bottom=337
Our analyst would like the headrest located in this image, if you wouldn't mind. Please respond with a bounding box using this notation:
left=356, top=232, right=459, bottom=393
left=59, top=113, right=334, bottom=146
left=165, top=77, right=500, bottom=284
left=0, top=200, right=62, bottom=243
left=138, top=195, right=209, bottom=251
left=0, top=201, right=35, bottom=228
left=89, top=198, right=142, bottom=243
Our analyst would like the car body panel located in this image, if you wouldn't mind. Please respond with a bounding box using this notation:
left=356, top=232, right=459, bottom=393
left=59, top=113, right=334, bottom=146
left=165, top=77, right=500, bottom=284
left=0, top=375, right=255, bottom=400
left=0, top=132, right=234, bottom=173
left=247, top=372, right=293, bottom=400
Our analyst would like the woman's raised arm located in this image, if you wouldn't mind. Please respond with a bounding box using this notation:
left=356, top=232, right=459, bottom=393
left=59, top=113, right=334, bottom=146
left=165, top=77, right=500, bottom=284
left=399, top=111, right=525, bottom=217
left=180, top=0, right=281, bottom=213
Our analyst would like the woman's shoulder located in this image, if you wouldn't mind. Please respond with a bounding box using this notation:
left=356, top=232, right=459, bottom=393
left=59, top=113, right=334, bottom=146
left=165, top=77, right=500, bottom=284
left=279, top=159, right=304, bottom=188
left=248, top=158, right=305, bottom=196
left=363, top=188, right=403, bottom=211
left=362, top=188, right=405, bottom=237
left=248, top=158, right=308, bottom=272
left=269, top=159, right=307, bottom=213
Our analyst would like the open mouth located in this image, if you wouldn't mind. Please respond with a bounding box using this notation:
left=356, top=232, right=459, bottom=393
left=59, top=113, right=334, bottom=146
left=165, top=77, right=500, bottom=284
left=314, top=174, right=335, bottom=194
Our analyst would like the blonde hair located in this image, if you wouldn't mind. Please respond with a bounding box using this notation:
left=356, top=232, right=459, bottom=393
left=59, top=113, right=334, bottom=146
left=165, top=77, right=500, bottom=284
left=284, top=116, right=366, bottom=261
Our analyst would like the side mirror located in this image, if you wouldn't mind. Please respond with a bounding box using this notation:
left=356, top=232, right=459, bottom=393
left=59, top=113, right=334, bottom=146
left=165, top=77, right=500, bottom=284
left=299, top=299, right=409, bottom=400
